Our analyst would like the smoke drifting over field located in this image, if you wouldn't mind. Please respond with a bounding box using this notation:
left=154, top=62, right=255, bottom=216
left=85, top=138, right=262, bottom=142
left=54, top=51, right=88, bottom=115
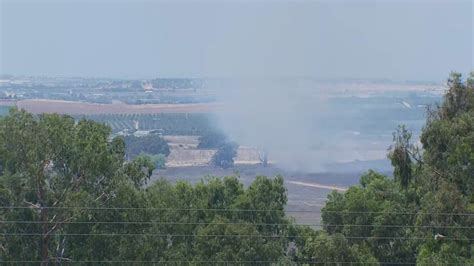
left=193, top=1, right=453, bottom=172
left=212, top=79, right=358, bottom=172
left=210, top=77, right=435, bottom=173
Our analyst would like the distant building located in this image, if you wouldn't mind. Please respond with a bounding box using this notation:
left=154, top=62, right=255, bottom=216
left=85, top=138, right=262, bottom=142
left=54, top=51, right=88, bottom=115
left=142, top=83, right=154, bottom=92
left=133, top=129, right=164, bottom=138
left=110, top=128, right=164, bottom=140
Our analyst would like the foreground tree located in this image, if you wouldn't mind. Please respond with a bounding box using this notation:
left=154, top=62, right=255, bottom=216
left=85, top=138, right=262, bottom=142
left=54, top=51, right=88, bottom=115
left=420, top=72, right=474, bottom=198
left=322, top=72, right=474, bottom=264
left=388, top=125, right=417, bottom=189
left=0, top=108, right=153, bottom=264
left=0, top=111, right=291, bottom=263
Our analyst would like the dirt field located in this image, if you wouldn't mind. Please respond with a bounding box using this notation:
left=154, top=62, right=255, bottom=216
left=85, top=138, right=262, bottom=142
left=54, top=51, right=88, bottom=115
left=15, top=99, right=219, bottom=114
left=164, top=136, right=262, bottom=167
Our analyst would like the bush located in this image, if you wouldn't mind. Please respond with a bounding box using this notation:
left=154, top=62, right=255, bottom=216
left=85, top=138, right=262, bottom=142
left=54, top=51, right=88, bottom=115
left=140, top=152, right=167, bottom=169
left=197, top=131, right=227, bottom=149
left=211, top=142, right=238, bottom=169
left=124, top=134, right=170, bottom=159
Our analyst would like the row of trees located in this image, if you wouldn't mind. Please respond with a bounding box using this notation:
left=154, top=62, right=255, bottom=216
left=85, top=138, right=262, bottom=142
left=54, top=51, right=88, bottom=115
left=0, top=72, right=472, bottom=264
left=81, top=113, right=216, bottom=135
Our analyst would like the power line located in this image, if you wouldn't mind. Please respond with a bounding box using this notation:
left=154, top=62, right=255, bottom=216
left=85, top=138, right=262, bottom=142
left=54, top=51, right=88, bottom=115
left=1, top=220, right=472, bottom=229
left=1, top=261, right=469, bottom=265
left=2, top=233, right=472, bottom=241
left=1, top=206, right=473, bottom=216
left=3, top=261, right=470, bottom=265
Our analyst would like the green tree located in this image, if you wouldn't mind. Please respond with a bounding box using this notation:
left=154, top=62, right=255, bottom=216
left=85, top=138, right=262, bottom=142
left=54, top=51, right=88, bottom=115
left=417, top=241, right=470, bottom=266
left=211, top=142, right=238, bottom=169
left=388, top=125, right=416, bottom=189
left=420, top=72, right=474, bottom=197
left=299, top=231, right=378, bottom=265
left=0, top=108, right=154, bottom=264
left=197, top=131, right=227, bottom=149
left=321, top=170, right=416, bottom=264
left=320, top=72, right=474, bottom=265
left=124, top=134, right=170, bottom=159
left=124, top=154, right=156, bottom=188
left=194, top=216, right=282, bottom=263
left=141, top=152, right=167, bottom=169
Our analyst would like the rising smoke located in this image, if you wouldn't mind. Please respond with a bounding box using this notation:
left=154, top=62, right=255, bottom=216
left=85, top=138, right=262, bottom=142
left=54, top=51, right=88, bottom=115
left=211, top=78, right=365, bottom=172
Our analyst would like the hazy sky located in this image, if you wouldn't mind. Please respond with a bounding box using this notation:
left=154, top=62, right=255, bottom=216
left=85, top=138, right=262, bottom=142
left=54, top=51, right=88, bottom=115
left=1, top=0, right=472, bottom=81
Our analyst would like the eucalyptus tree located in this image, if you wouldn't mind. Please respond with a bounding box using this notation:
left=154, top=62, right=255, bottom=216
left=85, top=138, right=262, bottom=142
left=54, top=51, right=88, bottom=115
left=0, top=108, right=154, bottom=264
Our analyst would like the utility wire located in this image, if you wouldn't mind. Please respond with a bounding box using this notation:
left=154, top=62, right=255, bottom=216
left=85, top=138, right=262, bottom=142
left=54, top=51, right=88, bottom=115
left=1, top=261, right=470, bottom=265
left=2, top=233, right=472, bottom=240
left=1, top=220, right=472, bottom=229
left=1, top=206, right=473, bottom=216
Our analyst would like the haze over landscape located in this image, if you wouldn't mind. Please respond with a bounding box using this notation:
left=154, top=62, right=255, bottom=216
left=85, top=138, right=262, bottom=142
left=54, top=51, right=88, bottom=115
left=0, top=0, right=473, bottom=264
left=2, top=0, right=471, bottom=170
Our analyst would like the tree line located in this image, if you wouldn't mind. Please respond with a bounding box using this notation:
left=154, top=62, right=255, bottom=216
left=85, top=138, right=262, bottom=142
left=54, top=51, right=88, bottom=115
left=79, top=113, right=216, bottom=135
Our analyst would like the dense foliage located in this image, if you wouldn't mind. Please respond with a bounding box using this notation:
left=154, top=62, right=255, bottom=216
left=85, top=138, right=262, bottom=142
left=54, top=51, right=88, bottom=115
left=0, top=72, right=472, bottom=264
left=197, top=131, right=227, bottom=149
left=320, top=72, right=474, bottom=265
left=0, top=108, right=289, bottom=264
left=0, top=109, right=155, bottom=262
left=123, top=134, right=170, bottom=159
left=141, top=153, right=167, bottom=169
left=211, top=142, right=239, bottom=169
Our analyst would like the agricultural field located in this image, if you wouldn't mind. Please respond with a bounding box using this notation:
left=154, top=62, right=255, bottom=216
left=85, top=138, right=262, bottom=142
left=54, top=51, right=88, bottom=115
left=165, top=136, right=261, bottom=167
left=15, top=99, right=218, bottom=114
left=79, top=113, right=218, bottom=135
left=1, top=99, right=219, bottom=135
